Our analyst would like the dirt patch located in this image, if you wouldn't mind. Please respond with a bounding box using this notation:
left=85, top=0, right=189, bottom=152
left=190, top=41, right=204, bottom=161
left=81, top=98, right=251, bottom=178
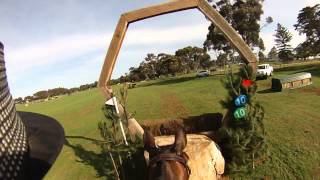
left=312, top=166, right=320, bottom=178
left=159, top=92, right=190, bottom=118
left=298, top=87, right=320, bottom=96
left=79, top=101, right=99, bottom=116
left=141, top=113, right=223, bottom=138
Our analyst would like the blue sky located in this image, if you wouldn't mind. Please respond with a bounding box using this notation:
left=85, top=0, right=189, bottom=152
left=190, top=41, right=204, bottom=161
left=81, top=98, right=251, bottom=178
left=0, top=0, right=318, bottom=98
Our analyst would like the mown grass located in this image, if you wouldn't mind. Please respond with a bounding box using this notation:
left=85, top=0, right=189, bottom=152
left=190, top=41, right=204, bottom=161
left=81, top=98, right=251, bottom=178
left=17, top=61, right=320, bottom=179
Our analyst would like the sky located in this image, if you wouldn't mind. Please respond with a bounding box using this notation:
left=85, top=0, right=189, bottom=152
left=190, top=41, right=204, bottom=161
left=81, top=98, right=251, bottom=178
left=0, top=0, right=318, bottom=98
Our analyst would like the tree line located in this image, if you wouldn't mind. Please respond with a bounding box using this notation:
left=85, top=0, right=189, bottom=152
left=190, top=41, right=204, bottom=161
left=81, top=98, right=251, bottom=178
left=110, top=46, right=215, bottom=84
left=15, top=81, right=98, bottom=104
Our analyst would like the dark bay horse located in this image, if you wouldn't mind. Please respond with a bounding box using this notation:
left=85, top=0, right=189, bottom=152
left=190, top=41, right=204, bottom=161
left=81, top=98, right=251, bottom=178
left=144, top=128, right=190, bottom=180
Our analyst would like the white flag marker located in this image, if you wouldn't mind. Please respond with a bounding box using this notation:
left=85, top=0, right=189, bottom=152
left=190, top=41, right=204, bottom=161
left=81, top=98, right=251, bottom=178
left=108, top=97, right=128, bottom=146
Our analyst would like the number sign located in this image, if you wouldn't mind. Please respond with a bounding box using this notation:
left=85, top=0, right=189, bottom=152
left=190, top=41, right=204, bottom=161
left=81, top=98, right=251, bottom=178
left=234, top=107, right=246, bottom=119
left=234, top=95, right=247, bottom=107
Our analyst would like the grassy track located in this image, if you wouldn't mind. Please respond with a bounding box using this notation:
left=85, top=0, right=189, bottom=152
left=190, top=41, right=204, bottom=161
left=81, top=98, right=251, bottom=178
left=17, top=62, right=320, bottom=179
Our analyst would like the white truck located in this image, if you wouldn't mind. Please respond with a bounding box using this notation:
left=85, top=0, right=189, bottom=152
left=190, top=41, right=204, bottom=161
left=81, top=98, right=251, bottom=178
left=257, top=64, right=273, bottom=78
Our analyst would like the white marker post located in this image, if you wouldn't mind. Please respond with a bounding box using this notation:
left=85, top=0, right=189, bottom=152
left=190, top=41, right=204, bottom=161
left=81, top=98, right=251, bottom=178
left=110, top=97, right=128, bottom=146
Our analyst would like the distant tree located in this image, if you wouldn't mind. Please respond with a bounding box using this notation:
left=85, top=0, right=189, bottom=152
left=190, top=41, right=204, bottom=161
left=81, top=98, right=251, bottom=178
left=144, top=53, right=158, bottom=79
left=258, top=51, right=265, bottom=61
left=128, top=66, right=145, bottom=82
left=260, top=16, right=273, bottom=30
left=69, top=87, right=79, bottom=93
left=24, top=96, right=34, bottom=102
left=175, top=46, right=210, bottom=72
left=268, top=46, right=278, bottom=60
left=48, top=87, right=70, bottom=96
left=295, top=42, right=313, bottom=60
left=92, top=81, right=98, bottom=88
left=34, top=90, right=49, bottom=99
left=258, top=38, right=266, bottom=61
left=216, top=53, right=228, bottom=67
left=258, top=38, right=265, bottom=52
left=119, top=76, right=127, bottom=83
left=14, top=97, right=24, bottom=104
left=156, top=53, right=179, bottom=76
left=274, top=23, right=293, bottom=61
left=294, top=4, right=320, bottom=56
left=204, top=0, right=265, bottom=58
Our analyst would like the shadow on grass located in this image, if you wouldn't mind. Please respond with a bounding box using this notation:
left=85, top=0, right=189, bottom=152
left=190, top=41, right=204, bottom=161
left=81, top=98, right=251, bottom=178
left=65, top=135, right=105, bottom=143
left=255, top=76, right=268, bottom=81
left=138, top=76, right=198, bottom=88
left=64, top=138, right=116, bottom=179
left=64, top=136, right=147, bottom=180
left=276, top=63, right=320, bottom=77
left=257, top=89, right=279, bottom=94
left=294, top=67, right=320, bottom=77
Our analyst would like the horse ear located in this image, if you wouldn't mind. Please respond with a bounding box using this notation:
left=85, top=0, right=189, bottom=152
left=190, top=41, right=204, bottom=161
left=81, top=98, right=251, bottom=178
left=143, top=130, right=156, bottom=152
left=173, top=128, right=187, bottom=155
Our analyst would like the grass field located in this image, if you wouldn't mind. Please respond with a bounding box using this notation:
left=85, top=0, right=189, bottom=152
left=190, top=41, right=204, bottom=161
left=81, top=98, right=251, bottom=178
left=17, top=62, right=320, bottom=179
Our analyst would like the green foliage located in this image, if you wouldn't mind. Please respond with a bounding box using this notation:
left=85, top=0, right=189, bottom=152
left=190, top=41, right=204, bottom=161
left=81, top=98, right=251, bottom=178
left=117, top=46, right=212, bottom=83
left=258, top=51, right=265, bottom=61
left=268, top=46, right=278, bottom=60
left=175, top=46, right=211, bottom=72
left=218, top=64, right=267, bottom=174
left=98, top=84, right=144, bottom=179
left=274, top=23, right=294, bottom=61
left=295, top=42, right=313, bottom=59
left=294, top=4, right=320, bottom=56
left=204, top=0, right=265, bottom=55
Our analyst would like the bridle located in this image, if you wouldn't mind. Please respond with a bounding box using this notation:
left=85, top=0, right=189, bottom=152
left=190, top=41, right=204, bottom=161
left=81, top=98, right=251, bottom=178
left=148, top=151, right=191, bottom=177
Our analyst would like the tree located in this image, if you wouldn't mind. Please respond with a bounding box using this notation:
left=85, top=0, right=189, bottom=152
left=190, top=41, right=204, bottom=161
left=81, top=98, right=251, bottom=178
left=175, top=46, right=210, bottom=72
left=24, top=96, right=34, bottom=102
left=33, top=90, right=49, bottom=99
left=258, top=38, right=266, bottom=61
left=157, top=53, right=180, bottom=76
left=218, top=65, right=267, bottom=174
left=260, top=16, right=273, bottom=30
left=258, top=51, right=265, bottom=61
left=98, top=84, right=144, bottom=179
left=144, top=53, right=158, bottom=79
left=295, top=42, right=313, bottom=60
left=274, top=23, right=293, bottom=61
left=204, top=0, right=265, bottom=58
left=268, top=46, right=278, bottom=60
left=14, top=97, right=24, bottom=104
left=216, top=53, right=228, bottom=67
left=294, top=4, right=320, bottom=56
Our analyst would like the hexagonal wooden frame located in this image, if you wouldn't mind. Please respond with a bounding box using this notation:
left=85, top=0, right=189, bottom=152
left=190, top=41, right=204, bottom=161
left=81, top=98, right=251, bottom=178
left=98, top=0, right=258, bottom=98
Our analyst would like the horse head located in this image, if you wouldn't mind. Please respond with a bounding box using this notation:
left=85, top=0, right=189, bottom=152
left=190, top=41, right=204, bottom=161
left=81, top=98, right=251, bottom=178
left=144, top=128, right=190, bottom=180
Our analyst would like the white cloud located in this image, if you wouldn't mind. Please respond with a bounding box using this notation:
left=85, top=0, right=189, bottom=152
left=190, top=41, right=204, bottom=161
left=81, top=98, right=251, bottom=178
left=305, top=0, right=319, bottom=6
left=5, top=22, right=210, bottom=76
left=5, top=23, right=211, bottom=96
left=5, top=33, right=111, bottom=75
left=124, top=23, right=210, bottom=46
